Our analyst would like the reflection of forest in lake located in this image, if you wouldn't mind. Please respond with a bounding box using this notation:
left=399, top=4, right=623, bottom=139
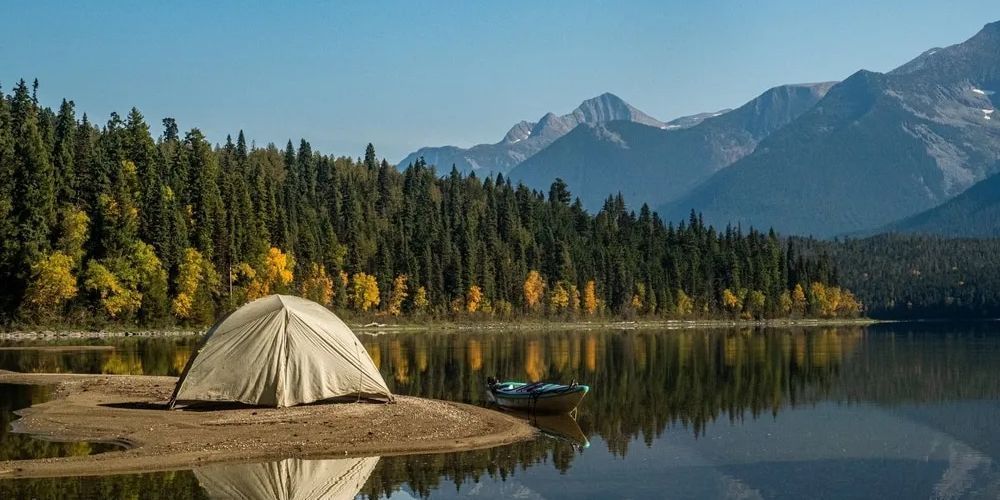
left=4, top=326, right=1000, bottom=448
left=0, top=384, right=124, bottom=461
left=2, top=324, right=1000, bottom=499
left=0, top=336, right=200, bottom=376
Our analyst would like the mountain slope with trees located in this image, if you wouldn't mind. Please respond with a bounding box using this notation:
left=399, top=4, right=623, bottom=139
left=0, top=81, right=855, bottom=327
left=881, top=167, right=1000, bottom=237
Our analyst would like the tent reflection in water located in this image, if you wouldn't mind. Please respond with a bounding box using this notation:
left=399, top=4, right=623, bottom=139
left=194, top=456, right=380, bottom=500
left=170, top=294, right=391, bottom=408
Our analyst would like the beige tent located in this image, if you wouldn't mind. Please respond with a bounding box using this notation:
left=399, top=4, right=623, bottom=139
left=194, top=456, right=380, bottom=500
left=170, top=295, right=391, bottom=408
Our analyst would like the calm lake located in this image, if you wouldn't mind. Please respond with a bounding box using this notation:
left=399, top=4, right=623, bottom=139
left=2, top=322, right=999, bottom=499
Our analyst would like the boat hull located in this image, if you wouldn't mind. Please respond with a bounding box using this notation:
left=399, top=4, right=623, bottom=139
left=487, top=383, right=589, bottom=414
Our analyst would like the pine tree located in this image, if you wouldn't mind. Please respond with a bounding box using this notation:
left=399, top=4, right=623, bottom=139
left=10, top=80, right=56, bottom=279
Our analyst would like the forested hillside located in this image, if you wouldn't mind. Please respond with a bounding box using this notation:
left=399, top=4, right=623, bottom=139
left=795, top=234, right=1000, bottom=318
left=882, top=169, right=1000, bottom=237
left=0, top=80, right=856, bottom=327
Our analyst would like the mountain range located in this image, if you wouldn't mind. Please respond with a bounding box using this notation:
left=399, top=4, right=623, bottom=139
left=662, top=21, right=1000, bottom=236
left=508, top=82, right=833, bottom=211
left=400, top=21, right=1000, bottom=238
left=396, top=93, right=674, bottom=175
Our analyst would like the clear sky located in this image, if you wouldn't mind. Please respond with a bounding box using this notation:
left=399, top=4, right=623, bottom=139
left=4, top=1, right=1000, bottom=163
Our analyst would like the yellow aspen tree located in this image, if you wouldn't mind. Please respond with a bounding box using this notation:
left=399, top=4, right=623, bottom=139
left=388, top=275, right=409, bottom=316
left=826, top=286, right=843, bottom=316
left=350, top=272, right=380, bottom=312
left=263, top=247, right=295, bottom=293
left=583, top=280, right=598, bottom=315
left=56, top=207, right=90, bottom=265
left=412, top=286, right=429, bottom=313
left=299, top=263, right=334, bottom=306
left=22, top=252, right=78, bottom=318
left=232, top=262, right=261, bottom=301
left=792, top=283, right=807, bottom=316
left=631, top=283, right=645, bottom=311
left=675, top=289, right=694, bottom=317
left=85, top=262, right=141, bottom=319
left=569, top=283, right=581, bottom=313
left=746, top=290, right=766, bottom=318
left=172, top=248, right=206, bottom=320
left=466, top=284, right=483, bottom=313
left=809, top=282, right=831, bottom=317
left=779, top=290, right=793, bottom=316
left=523, top=270, right=545, bottom=311
left=549, top=281, right=570, bottom=312
left=837, top=289, right=862, bottom=317
left=721, top=288, right=742, bottom=315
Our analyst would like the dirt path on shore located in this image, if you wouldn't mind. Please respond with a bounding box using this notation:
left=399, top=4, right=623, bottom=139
left=0, top=371, right=535, bottom=479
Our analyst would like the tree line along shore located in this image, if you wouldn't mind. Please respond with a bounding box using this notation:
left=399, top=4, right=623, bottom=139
left=0, top=80, right=859, bottom=329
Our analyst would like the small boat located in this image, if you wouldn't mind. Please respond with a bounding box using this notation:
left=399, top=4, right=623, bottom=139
left=485, top=378, right=589, bottom=414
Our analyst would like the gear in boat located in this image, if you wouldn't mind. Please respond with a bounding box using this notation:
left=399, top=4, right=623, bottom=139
left=485, top=376, right=590, bottom=414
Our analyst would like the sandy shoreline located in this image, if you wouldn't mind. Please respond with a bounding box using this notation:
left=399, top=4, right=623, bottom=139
left=0, top=371, right=535, bottom=479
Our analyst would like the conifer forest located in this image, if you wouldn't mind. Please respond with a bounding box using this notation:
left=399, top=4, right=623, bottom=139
left=0, top=81, right=858, bottom=326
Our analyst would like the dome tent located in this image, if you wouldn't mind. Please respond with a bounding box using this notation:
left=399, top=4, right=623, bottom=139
left=169, top=295, right=391, bottom=408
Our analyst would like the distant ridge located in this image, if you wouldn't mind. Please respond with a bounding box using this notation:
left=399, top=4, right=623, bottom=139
left=396, top=93, right=667, bottom=174
left=508, top=82, right=834, bottom=211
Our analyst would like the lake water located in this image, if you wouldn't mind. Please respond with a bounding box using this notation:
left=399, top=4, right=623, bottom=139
left=1, top=323, right=999, bottom=499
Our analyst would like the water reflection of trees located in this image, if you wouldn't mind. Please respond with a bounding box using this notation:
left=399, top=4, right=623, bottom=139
left=363, top=328, right=864, bottom=457
left=832, top=323, right=1000, bottom=403
left=4, top=326, right=1000, bottom=499
left=0, top=472, right=208, bottom=500
left=0, top=337, right=199, bottom=376
left=0, top=384, right=123, bottom=461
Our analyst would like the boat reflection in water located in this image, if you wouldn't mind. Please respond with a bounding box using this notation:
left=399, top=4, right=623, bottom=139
left=194, top=455, right=380, bottom=500
left=531, top=413, right=590, bottom=449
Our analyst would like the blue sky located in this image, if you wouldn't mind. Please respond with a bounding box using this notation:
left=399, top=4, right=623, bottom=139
left=3, top=1, right=1000, bottom=162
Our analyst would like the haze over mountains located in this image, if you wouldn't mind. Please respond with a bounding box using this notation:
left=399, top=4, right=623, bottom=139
left=401, top=21, right=1000, bottom=238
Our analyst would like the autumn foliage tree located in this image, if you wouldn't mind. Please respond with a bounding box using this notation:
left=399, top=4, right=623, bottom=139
left=21, top=252, right=77, bottom=320
left=350, top=272, right=380, bottom=312
left=299, top=263, right=334, bottom=306
left=523, top=270, right=545, bottom=312
left=171, top=248, right=218, bottom=323
left=387, top=275, right=409, bottom=316
left=466, top=284, right=483, bottom=314
left=583, top=280, right=598, bottom=315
